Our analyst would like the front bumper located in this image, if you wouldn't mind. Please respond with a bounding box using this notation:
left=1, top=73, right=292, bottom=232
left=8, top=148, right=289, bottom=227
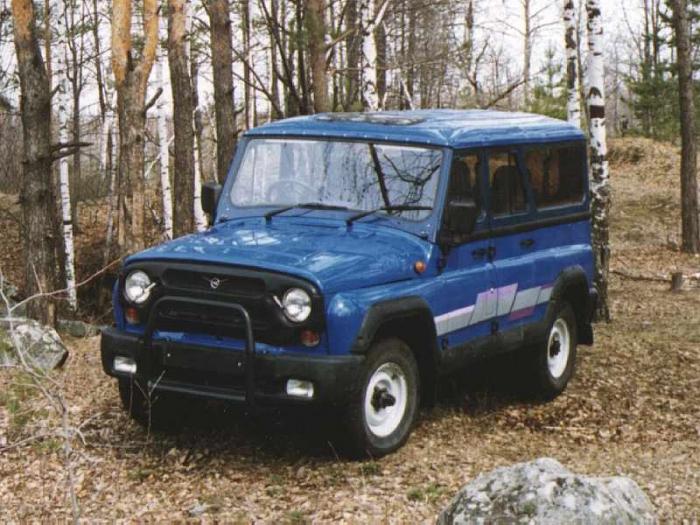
left=101, top=297, right=363, bottom=407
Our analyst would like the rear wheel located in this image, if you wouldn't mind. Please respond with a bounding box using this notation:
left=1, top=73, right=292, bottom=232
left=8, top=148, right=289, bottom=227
left=531, top=301, right=578, bottom=399
left=342, top=338, right=419, bottom=459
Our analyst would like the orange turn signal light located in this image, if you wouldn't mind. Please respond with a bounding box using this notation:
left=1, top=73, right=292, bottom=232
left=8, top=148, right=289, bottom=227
left=300, top=329, right=321, bottom=347
left=414, top=260, right=427, bottom=274
left=125, top=307, right=139, bottom=325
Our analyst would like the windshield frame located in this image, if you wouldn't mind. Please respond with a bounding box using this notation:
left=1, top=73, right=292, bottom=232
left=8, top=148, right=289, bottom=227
left=216, top=136, right=452, bottom=240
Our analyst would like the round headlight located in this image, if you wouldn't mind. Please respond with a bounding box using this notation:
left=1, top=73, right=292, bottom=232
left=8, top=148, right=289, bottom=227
left=282, top=288, right=312, bottom=323
left=124, top=270, right=153, bottom=304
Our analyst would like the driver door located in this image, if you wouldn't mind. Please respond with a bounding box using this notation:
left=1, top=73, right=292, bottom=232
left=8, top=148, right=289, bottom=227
left=435, top=150, right=496, bottom=351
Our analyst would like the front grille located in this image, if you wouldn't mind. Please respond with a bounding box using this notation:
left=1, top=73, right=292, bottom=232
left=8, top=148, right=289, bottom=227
left=155, top=300, right=268, bottom=339
left=163, top=269, right=265, bottom=296
left=124, top=261, right=322, bottom=346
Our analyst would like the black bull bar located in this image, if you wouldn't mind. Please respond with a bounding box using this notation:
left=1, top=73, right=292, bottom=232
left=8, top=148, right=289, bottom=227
left=143, top=296, right=257, bottom=408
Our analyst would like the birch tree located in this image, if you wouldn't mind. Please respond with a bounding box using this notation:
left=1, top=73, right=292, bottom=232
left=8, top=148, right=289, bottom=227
left=156, top=32, right=174, bottom=240
left=563, top=0, right=581, bottom=127
left=670, top=0, right=700, bottom=253
left=360, top=0, right=390, bottom=110
left=10, top=0, right=59, bottom=325
left=111, top=0, right=159, bottom=254
left=585, top=0, right=610, bottom=321
left=55, top=1, right=77, bottom=310
left=189, top=8, right=206, bottom=232
left=168, top=0, right=195, bottom=236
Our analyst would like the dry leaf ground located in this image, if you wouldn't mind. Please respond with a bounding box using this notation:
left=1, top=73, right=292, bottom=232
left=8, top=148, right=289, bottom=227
left=1, top=138, right=699, bottom=522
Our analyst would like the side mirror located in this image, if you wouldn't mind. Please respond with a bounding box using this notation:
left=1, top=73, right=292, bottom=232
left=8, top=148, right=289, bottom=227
left=445, top=199, right=479, bottom=238
left=202, top=181, right=222, bottom=219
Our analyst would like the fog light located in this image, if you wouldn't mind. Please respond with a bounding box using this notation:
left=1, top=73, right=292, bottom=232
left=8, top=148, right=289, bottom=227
left=125, top=307, right=139, bottom=325
left=300, top=329, right=320, bottom=347
left=286, top=379, right=314, bottom=399
left=114, top=356, right=137, bottom=375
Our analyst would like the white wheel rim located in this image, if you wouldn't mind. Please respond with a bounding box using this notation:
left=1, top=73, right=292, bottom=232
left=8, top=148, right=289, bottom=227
left=363, top=362, right=408, bottom=438
left=547, top=318, right=571, bottom=379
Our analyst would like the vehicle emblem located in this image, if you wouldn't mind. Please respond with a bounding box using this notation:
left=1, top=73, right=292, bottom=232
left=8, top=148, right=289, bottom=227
left=209, top=277, right=221, bottom=290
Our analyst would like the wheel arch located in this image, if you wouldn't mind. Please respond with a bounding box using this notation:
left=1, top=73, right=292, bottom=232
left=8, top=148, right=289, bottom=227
left=351, top=296, right=439, bottom=407
left=548, top=266, right=595, bottom=345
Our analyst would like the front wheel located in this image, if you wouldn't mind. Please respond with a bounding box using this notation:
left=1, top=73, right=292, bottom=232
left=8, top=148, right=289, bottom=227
left=118, top=378, right=177, bottom=429
left=342, top=338, right=419, bottom=459
left=531, top=301, right=578, bottom=399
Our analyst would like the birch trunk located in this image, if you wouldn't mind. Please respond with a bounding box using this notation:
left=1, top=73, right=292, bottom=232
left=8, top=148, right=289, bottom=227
left=242, top=0, right=254, bottom=128
left=156, top=38, right=173, bottom=240
left=523, top=0, right=531, bottom=105
left=564, top=0, right=581, bottom=127
left=345, top=0, right=360, bottom=109
left=11, top=0, right=59, bottom=325
left=359, top=0, right=379, bottom=110
left=189, top=15, right=207, bottom=232
left=671, top=0, right=700, bottom=253
left=56, top=2, right=77, bottom=310
left=206, top=0, right=238, bottom=183
left=101, top=91, right=118, bottom=266
left=585, top=0, right=610, bottom=321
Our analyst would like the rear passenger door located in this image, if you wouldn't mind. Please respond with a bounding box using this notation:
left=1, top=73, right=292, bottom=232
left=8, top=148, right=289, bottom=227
left=486, top=149, right=539, bottom=335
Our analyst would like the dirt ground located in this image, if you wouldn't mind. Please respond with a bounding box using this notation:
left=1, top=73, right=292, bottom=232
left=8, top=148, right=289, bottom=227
left=1, top=138, right=699, bottom=522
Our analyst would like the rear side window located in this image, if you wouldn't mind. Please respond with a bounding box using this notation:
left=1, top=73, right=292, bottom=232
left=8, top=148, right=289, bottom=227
left=524, top=144, right=585, bottom=209
left=488, top=150, right=527, bottom=216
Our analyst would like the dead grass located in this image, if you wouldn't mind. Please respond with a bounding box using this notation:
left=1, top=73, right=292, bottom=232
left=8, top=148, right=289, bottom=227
left=1, top=137, right=699, bottom=521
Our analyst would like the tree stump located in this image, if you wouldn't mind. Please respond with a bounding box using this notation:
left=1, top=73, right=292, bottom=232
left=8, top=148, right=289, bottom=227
left=671, top=272, right=684, bottom=292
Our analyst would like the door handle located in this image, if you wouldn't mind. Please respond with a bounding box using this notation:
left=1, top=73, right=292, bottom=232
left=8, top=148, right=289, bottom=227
left=472, top=247, right=496, bottom=260
left=472, top=248, right=487, bottom=259
left=520, top=238, right=535, bottom=248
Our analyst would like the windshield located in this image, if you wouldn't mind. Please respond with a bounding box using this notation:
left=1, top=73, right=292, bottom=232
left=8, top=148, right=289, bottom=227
left=229, top=138, right=443, bottom=221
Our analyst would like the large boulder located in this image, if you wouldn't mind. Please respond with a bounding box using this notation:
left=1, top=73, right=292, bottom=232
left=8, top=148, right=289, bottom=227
left=438, top=458, right=655, bottom=524
left=0, top=318, right=68, bottom=371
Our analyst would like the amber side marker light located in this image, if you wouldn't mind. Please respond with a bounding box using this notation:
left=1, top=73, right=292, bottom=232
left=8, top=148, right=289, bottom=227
left=414, top=261, right=427, bottom=274
left=300, top=329, right=321, bottom=347
left=125, top=307, right=140, bottom=325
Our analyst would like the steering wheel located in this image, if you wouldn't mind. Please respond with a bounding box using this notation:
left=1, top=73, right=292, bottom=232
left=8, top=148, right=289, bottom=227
left=266, top=179, right=317, bottom=201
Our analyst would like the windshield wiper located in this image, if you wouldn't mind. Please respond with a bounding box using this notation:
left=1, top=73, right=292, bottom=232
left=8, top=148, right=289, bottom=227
left=346, top=205, right=433, bottom=226
left=265, top=202, right=350, bottom=223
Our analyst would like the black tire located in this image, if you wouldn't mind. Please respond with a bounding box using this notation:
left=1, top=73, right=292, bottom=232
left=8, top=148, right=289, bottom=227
left=118, top=378, right=176, bottom=429
left=531, top=301, right=578, bottom=399
left=341, top=338, right=420, bottom=459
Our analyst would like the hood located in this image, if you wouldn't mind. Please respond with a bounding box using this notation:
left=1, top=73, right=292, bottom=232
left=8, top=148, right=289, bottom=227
left=127, top=218, right=434, bottom=293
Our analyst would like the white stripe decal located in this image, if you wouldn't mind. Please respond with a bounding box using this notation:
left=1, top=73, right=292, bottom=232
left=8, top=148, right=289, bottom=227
left=434, top=283, right=552, bottom=336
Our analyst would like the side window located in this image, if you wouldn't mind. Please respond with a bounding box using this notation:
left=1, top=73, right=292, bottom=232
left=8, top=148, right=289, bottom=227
left=524, top=144, right=585, bottom=209
left=488, top=150, right=527, bottom=216
left=447, top=152, right=481, bottom=212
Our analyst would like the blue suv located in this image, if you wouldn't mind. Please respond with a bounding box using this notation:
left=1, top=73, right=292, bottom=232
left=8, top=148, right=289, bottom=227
left=101, top=110, right=596, bottom=457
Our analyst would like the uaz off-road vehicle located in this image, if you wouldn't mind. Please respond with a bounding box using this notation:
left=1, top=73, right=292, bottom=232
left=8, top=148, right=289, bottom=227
left=101, top=110, right=596, bottom=457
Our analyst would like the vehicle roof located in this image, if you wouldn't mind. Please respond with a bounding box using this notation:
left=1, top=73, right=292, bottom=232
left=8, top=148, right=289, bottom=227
left=244, top=109, right=586, bottom=148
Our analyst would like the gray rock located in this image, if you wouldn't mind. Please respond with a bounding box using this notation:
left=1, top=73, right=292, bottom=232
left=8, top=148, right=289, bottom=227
left=438, top=458, right=656, bottom=525
left=0, top=280, right=25, bottom=317
left=57, top=318, right=102, bottom=338
left=0, top=318, right=69, bottom=371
